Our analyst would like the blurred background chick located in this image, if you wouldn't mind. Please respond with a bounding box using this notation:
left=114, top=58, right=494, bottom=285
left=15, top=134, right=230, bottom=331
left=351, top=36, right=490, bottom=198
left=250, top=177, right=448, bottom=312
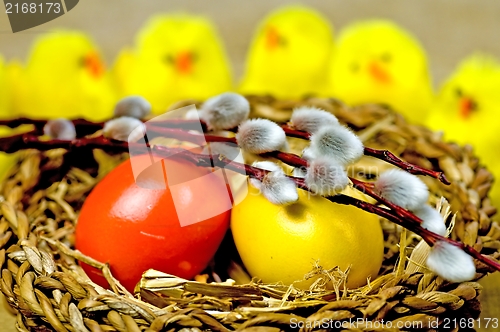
left=426, top=54, right=500, bottom=206
left=239, top=5, right=333, bottom=99
left=11, top=30, right=117, bottom=121
left=0, top=55, right=11, bottom=116
left=0, top=55, right=18, bottom=181
left=113, top=14, right=232, bottom=113
left=328, top=20, right=433, bottom=125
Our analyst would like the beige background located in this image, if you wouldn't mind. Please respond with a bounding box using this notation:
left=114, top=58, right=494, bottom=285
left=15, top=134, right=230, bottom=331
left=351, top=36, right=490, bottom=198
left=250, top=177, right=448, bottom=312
left=1, top=0, right=500, bottom=330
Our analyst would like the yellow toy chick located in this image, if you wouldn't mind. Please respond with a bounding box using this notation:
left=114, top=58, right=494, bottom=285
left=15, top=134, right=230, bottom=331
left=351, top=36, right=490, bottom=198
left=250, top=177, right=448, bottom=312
left=427, top=54, right=500, bottom=205
left=239, top=5, right=334, bottom=99
left=114, top=14, right=232, bottom=113
left=328, top=20, right=433, bottom=125
left=13, top=30, right=117, bottom=121
left=0, top=56, right=10, bottom=115
left=0, top=55, right=19, bottom=181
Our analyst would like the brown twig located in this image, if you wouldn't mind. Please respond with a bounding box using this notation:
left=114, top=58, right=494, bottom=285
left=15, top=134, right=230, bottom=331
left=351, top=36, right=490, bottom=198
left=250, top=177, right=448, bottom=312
left=0, top=130, right=437, bottom=228
left=155, top=120, right=450, bottom=185
left=146, top=119, right=208, bottom=131
left=0, top=117, right=105, bottom=133
left=363, top=147, right=451, bottom=185
left=0, top=132, right=133, bottom=154
left=145, top=126, right=234, bottom=145
left=0, top=117, right=450, bottom=184
left=280, top=124, right=450, bottom=185
left=149, top=126, right=437, bottom=227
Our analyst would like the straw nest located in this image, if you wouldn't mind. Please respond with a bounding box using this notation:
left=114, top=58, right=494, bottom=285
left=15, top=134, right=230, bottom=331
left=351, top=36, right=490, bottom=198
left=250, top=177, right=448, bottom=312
left=1, top=97, right=499, bottom=332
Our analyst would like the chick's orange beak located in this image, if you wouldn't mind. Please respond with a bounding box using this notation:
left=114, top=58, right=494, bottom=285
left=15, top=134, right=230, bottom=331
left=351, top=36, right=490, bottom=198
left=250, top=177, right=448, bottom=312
left=265, top=26, right=280, bottom=51
left=175, top=51, right=192, bottom=74
left=459, top=97, right=477, bottom=119
left=84, top=52, right=104, bottom=78
left=368, top=61, right=391, bottom=84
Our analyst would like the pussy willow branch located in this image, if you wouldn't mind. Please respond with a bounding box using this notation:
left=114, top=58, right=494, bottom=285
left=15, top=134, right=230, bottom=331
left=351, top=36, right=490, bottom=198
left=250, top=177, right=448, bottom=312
left=0, top=118, right=207, bottom=133
left=329, top=194, right=500, bottom=272
left=151, top=145, right=500, bottom=273
left=0, top=117, right=449, bottom=184
left=130, top=123, right=451, bottom=228
left=143, top=122, right=449, bottom=184
left=0, top=118, right=105, bottom=133
left=143, top=126, right=433, bottom=225
left=0, top=132, right=129, bottom=154
left=0, top=131, right=498, bottom=272
left=279, top=124, right=450, bottom=185
left=0, top=128, right=439, bottom=227
left=148, top=121, right=450, bottom=184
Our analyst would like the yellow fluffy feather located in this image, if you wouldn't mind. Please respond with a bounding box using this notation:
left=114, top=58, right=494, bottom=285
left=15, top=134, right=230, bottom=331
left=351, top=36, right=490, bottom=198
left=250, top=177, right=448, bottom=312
left=13, top=30, right=117, bottom=121
left=239, top=5, right=334, bottom=99
left=0, top=56, right=10, bottom=115
left=328, top=20, right=433, bottom=125
left=0, top=55, right=19, bottom=182
left=114, top=14, right=232, bottom=113
left=427, top=53, right=500, bottom=205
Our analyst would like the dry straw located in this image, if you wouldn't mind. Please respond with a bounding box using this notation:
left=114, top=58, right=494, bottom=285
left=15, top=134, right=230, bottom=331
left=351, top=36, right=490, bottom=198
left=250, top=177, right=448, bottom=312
left=1, top=97, right=500, bottom=331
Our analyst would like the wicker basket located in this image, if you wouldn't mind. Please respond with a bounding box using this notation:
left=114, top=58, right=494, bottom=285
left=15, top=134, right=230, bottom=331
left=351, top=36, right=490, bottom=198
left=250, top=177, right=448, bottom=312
left=1, top=97, right=500, bottom=332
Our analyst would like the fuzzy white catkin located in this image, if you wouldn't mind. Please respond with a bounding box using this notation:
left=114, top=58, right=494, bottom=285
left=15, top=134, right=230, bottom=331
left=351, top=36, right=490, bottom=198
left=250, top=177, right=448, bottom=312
left=309, top=125, right=364, bottom=165
left=290, top=106, right=339, bottom=133
left=252, top=161, right=283, bottom=172
left=200, top=92, right=250, bottom=130
left=413, top=205, right=447, bottom=236
left=103, top=117, right=146, bottom=142
left=114, top=96, right=152, bottom=119
left=374, top=169, right=429, bottom=210
left=426, top=241, right=476, bottom=282
left=301, top=147, right=316, bottom=161
left=43, top=119, right=76, bottom=140
left=305, top=157, right=349, bottom=196
left=250, top=163, right=298, bottom=205
left=236, top=118, right=287, bottom=154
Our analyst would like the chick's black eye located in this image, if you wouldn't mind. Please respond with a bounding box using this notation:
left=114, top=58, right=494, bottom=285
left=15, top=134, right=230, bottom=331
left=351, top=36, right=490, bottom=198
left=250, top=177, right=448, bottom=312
left=380, top=53, right=391, bottom=62
left=350, top=62, right=359, bottom=73
left=455, top=87, right=463, bottom=97
left=191, top=52, right=198, bottom=62
left=279, top=37, right=287, bottom=47
left=164, top=54, right=175, bottom=64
